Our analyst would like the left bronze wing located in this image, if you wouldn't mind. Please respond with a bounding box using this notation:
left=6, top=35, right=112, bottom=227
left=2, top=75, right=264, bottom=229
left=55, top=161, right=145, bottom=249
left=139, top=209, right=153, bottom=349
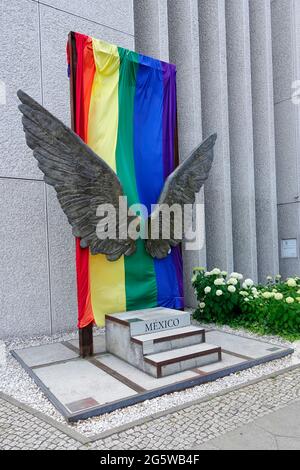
left=17, top=89, right=137, bottom=261
left=145, top=134, right=217, bottom=259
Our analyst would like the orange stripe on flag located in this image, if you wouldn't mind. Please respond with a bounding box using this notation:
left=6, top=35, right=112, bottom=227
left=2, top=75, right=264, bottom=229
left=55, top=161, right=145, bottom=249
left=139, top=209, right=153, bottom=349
left=74, top=33, right=96, bottom=328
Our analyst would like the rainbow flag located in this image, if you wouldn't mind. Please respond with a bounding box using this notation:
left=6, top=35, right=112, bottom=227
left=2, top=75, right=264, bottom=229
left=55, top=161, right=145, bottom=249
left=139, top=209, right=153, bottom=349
left=67, top=32, right=183, bottom=328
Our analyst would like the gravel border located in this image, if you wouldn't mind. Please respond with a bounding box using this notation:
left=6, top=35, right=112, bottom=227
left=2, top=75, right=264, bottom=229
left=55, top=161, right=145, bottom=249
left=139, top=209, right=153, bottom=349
left=1, top=324, right=299, bottom=437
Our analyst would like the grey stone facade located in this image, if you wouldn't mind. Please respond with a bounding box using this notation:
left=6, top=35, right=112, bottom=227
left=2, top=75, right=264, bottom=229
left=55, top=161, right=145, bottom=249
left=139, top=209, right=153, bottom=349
left=0, top=0, right=299, bottom=337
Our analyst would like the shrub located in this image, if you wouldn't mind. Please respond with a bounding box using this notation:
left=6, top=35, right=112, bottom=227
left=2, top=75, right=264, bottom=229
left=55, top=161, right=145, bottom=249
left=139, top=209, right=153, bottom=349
left=192, top=268, right=300, bottom=340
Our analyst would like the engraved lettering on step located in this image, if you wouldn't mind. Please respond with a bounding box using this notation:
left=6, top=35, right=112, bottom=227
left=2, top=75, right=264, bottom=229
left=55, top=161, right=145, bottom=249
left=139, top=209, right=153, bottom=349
left=145, top=317, right=180, bottom=332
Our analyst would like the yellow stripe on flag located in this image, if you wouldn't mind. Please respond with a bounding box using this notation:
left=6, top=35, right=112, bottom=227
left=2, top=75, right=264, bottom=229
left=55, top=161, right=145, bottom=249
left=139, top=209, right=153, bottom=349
left=87, top=39, right=126, bottom=325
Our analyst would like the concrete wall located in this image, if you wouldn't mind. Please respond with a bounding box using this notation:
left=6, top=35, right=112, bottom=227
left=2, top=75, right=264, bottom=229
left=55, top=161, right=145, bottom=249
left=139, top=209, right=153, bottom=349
left=0, top=0, right=134, bottom=338
left=1, top=0, right=300, bottom=338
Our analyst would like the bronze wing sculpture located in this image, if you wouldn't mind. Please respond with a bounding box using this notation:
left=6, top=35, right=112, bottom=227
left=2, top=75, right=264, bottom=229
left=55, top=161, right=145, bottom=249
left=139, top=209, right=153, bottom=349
left=17, top=90, right=217, bottom=261
left=145, top=134, right=217, bottom=258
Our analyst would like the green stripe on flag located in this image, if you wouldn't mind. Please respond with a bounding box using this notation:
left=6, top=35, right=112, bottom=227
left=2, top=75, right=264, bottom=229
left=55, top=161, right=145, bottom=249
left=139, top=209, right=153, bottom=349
left=116, top=48, right=157, bottom=311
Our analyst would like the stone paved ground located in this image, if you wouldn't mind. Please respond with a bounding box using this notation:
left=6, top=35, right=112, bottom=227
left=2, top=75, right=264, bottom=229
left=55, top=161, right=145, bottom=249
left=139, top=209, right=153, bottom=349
left=0, top=398, right=80, bottom=450
left=197, top=399, right=300, bottom=450
left=0, top=367, right=299, bottom=450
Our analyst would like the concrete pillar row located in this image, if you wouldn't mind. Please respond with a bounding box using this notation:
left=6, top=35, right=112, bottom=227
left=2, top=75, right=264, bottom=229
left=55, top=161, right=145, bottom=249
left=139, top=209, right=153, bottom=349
left=271, top=0, right=300, bottom=279
left=167, top=0, right=205, bottom=307
left=225, top=0, right=258, bottom=281
left=133, top=0, right=169, bottom=61
left=198, top=0, right=234, bottom=276
left=249, top=0, right=279, bottom=282
left=133, top=0, right=293, bottom=294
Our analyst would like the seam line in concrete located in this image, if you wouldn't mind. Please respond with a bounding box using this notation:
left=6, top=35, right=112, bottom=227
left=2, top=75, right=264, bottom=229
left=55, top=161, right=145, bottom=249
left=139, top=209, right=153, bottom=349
left=274, top=96, right=292, bottom=106
left=62, top=341, right=146, bottom=393
left=38, top=1, right=135, bottom=38
left=38, top=0, right=53, bottom=337
left=277, top=200, right=300, bottom=206
left=0, top=176, right=44, bottom=182
left=221, top=349, right=253, bottom=361
left=89, top=356, right=146, bottom=394
left=31, top=356, right=80, bottom=369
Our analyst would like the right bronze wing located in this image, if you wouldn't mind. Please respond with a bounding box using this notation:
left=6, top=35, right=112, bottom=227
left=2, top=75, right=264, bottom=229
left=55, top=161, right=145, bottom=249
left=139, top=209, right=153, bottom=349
left=145, top=134, right=217, bottom=259
left=17, top=90, right=136, bottom=261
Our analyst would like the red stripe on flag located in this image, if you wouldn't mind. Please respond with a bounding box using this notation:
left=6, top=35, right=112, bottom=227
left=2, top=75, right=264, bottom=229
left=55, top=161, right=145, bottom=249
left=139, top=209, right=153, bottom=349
left=70, top=33, right=96, bottom=328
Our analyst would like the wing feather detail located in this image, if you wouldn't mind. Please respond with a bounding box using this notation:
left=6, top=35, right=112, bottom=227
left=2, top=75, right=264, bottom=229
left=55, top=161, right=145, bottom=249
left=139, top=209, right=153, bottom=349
left=145, top=134, right=217, bottom=259
left=17, top=89, right=136, bottom=261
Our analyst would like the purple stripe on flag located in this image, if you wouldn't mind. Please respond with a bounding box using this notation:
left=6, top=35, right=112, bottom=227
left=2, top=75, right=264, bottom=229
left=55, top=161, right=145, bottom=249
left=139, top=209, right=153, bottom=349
left=162, top=61, right=184, bottom=306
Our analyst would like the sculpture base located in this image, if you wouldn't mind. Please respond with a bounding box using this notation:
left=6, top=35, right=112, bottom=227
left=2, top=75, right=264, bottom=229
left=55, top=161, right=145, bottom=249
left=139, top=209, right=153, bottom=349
left=11, top=326, right=293, bottom=422
left=105, top=308, right=221, bottom=377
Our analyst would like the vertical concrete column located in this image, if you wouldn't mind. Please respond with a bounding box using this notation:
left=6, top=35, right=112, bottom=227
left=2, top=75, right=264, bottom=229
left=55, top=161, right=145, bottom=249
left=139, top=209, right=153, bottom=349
left=249, top=0, right=279, bottom=282
left=168, top=0, right=205, bottom=307
left=271, top=0, right=300, bottom=278
left=198, top=0, right=233, bottom=274
left=134, top=0, right=169, bottom=61
left=225, top=0, right=258, bottom=280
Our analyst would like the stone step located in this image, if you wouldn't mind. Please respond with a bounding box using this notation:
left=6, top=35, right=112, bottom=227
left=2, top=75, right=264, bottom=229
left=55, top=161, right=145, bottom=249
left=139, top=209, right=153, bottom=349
left=131, top=325, right=205, bottom=355
left=144, top=343, right=222, bottom=378
left=106, top=307, right=191, bottom=336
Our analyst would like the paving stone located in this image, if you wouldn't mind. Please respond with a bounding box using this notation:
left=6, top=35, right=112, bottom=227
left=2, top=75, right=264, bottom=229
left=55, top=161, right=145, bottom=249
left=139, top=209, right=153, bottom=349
left=0, top=398, right=81, bottom=450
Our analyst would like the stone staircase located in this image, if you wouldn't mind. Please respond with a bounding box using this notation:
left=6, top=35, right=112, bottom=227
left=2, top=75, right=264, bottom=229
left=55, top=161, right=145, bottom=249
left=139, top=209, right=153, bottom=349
left=106, top=307, right=222, bottom=378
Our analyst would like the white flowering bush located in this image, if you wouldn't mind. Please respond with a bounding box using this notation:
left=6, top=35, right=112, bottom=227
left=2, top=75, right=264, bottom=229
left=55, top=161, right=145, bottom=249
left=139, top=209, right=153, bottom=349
left=192, top=268, right=300, bottom=339
left=192, top=267, right=243, bottom=324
